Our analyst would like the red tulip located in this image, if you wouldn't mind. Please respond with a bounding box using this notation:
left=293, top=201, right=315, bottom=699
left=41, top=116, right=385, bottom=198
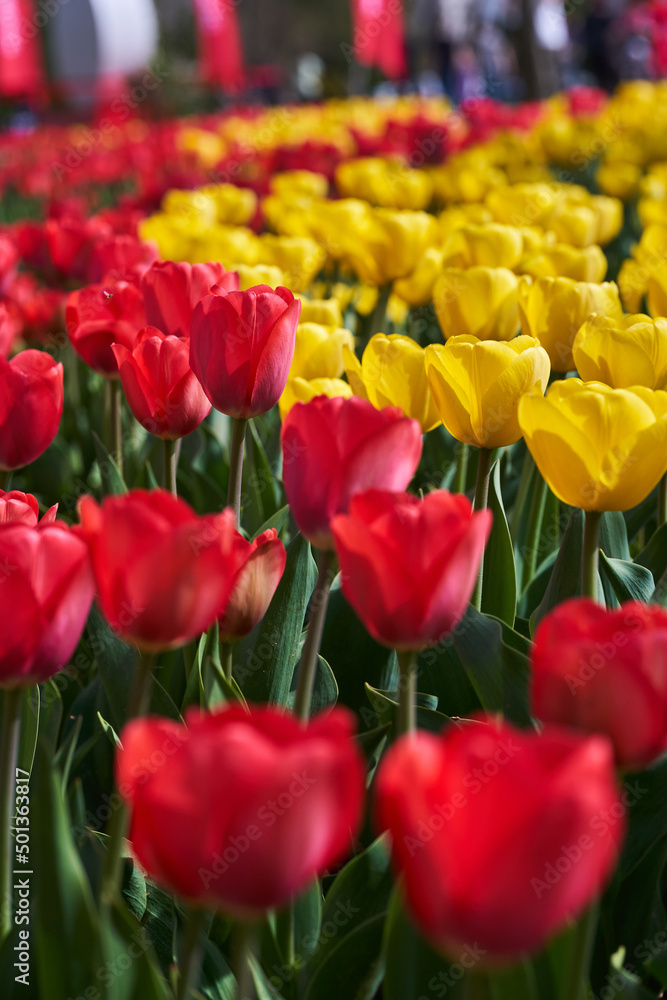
left=281, top=396, right=423, bottom=550
left=66, top=281, right=146, bottom=376
left=116, top=704, right=365, bottom=914
left=375, top=717, right=624, bottom=961
left=112, top=328, right=211, bottom=440
left=189, top=284, right=301, bottom=418
left=45, top=214, right=112, bottom=280
left=88, top=234, right=158, bottom=284
left=0, top=490, right=57, bottom=525
left=532, top=598, right=667, bottom=771
left=218, top=528, right=286, bottom=642
left=0, top=521, right=95, bottom=688
left=0, top=349, right=64, bottom=470
left=77, top=489, right=248, bottom=651
left=332, top=489, right=491, bottom=649
left=0, top=303, right=19, bottom=358
left=141, top=260, right=239, bottom=339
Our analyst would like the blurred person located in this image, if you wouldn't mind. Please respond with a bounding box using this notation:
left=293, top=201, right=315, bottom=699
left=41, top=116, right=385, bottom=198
left=433, top=0, right=477, bottom=98
left=533, top=0, right=571, bottom=92
left=583, top=0, right=621, bottom=90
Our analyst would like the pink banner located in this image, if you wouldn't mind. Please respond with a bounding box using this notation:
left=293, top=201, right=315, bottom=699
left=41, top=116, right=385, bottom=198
left=192, top=0, right=244, bottom=93
left=0, top=0, right=45, bottom=99
left=352, top=0, right=407, bottom=80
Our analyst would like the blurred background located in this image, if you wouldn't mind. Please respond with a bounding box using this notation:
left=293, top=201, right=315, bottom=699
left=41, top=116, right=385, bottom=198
left=1, top=0, right=667, bottom=124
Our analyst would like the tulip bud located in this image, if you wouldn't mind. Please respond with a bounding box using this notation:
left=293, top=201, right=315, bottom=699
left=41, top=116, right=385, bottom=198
left=0, top=349, right=63, bottom=471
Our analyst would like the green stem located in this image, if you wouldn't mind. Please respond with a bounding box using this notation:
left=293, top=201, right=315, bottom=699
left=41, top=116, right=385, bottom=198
left=220, top=641, right=233, bottom=685
left=463, top=974, right=490, bottom=1000
left=99, top=651, right=154, bottom=905
left=521, top=472, right=548, bottom=591
left=233, top=922, right=256, bottom=1000
left=453, top=442, right=469, bottom=494
left=164, top=438, right=179, bottom=496
left=0, top=470, right=9, bottom=491
left=509, top=451, right=535, bottom=541
left=582, top=510, right=602, bottom=602
left=175, top=909, right=208, bottom=1000
left=369, top=282, right=392, bottom=339
left=397, top=649, right=417, bottom=735
left=560, top=904, right=599, bottom=1000
left=276, top=901, right=295, bottom=969
left=110, top=379, right=124, bottom=478
left=293, top=549, right=335, bottom=722
left=471, top=448, right=493, bottom=610
left=0, top=689, right=22, bottom=942
left=227, top=417, right=248, bottom=527
left=658, top=473, right=667, bottom=529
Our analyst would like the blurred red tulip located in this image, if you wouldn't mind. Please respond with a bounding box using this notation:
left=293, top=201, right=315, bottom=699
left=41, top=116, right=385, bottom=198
left=45, top=214, right=112, bottom=280
left=281, top=395, right=423, bottom=550
left=66, top=281, right=146, bottom=376
left=218, top=527, right=286, bottom=642
left=190, top=284, right=301, bottom=418
left=0, top=349, right=63, bottom=470
left=532, top=598, right=667, bottom=771
left=117, top=704, right=365, bottom=914
left=88, top=234, right=158, bottom=284
left=112, top=327, right=211, bottom=440
left=375, top=717, right=624, bottom=961
left=0, top=490, right=57, bottom=525
left=141, top=260, right=239, bottom=339
left=0, top=521, right=95, bottom=688
left=77, top=489, right=248, bottom=651
left=332, top=489, right=491, bottom=649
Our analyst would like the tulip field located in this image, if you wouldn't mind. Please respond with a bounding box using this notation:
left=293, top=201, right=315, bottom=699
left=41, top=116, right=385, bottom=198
left=4, top=83, right=667, bottom=1000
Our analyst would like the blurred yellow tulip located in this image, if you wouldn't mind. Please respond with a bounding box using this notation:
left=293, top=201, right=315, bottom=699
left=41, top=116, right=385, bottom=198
left=270, top=170, right=329, bottom=199
left=518, top=243, right=608, bottom=282
left=517, top=275, right=623, bottom=372
left=433, top=267, right=519, bottom=342
left=290, top=323, right=355, bottom=381
left=647, top=262, right=667, bottom=319
left=425, top=335, right=550, bottom=448
left=393, top=247, right=444, bottom=307
left=335, top=158, right=434, bottom=210
left=343, top=334, right=440, bottom=432
left=199, top=184, right=258, bottom=226
left=261, top=235, right=327, bottom=292
left=345, top=209, right=440, bottom=285
left=297, top=297, right=343, bottom=327
left=595, top=161, right=641, bottom=201
left=573, top=314, right=667, bottom=389
left=279, top=377, right=352, bottom=420
left=234, top=264, right=285, bottom=289
left=518, top=379, right=667, bottom=511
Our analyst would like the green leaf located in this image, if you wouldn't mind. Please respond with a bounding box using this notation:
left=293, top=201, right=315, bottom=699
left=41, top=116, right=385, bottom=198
left=92, top=430, right=128, bottom=495
left=31, top=739, right=102, bottom=1000
left=300, top=836, right=394, bottom=1000
left=100, top=896, right=171, bottom=1000
left=252, top=504, right=290, bottom=542
left=531, top=508, right=583, bottom=631
left=451, top=606, right=532, bottom=727
left=600, top=511, right=631, bottom=561
left=235, top=533, right=317, bottom=706
left=599, top=553, right=655, bottom=604
left=38, top=680, right=63, bottom=756
left=364, top=683, right=450, bottom=734
left=241, top=419, right=281, bottom=538
left=98, top=711, right=123, bottom=749
left=286, top=653, right=338, bottom=715
left=482, top=461, right=517, bottom=627
left=488, top=963, right=539, bottom=1000
left=383, top=889, right=469, bottom=1000
left=634, top=520, right=667, bottom=579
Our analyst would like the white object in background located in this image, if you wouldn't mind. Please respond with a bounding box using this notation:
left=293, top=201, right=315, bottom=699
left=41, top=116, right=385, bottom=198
left=48, top=0, right=159, bottom=95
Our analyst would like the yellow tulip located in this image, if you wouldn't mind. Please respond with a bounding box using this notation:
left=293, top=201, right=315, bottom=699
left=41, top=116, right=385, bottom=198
left=547, top=201, right=598, bottom=248
left=590, top=195, right=624, bottom=246
left=234, top=264, right=285, bottom=290
left=260, top=235, right=327, bottom=292
left=486, top=183, right=558, bottom=229
left=199, top=183, right=258, bottom=226
left=595, top=161, right=641, bottom=201
left=442, top=223, right=525, bottom=270
left=290, top=323, right=355, bottom=381
left=393, top=247, right=444, bottom=307
left=518, top=379, right=667, bottom=511
left=343, top=334, right=441, bottom=432
left=425, top=335, right=550, bottom=449
left=335, top=158, right=434, bottom=210
left=517, top=276, right=623, bottom=372
left=573, top=314, right=667, bottom=389
left=161, top=189, right=218, bottom=227
left=617, top=258, right=647, bottom=313
left=261, top=194, right=318, bottom=238
left=647, top=262, right=667, bottom=319
left=518, top=244, right=608, bottom=282
left=297, top=297, right=343, bottom=327
left=279, top=377, right=352, bottom=420
left=433, top=267, right=520, bottom=342
left=270, top=170, right=329, bottom=199
left=345, top=209, right=440, bottom=285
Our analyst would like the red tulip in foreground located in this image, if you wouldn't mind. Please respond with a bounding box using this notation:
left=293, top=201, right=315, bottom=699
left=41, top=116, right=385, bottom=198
left=112, top=328, right=212, bottom=440
left=218, top=528, right=286, bottom=642
left=77, top=489, right=248, bottom=650
left=532, top=598, right=667, bottom=771
left=189, top=284, right=301, bottom=418
left=116, top=705, right=365, bottom=914
left=0, top=521, right=95, bottom=687
left=332, top=489, right=492, bottom=648
left=141, top=260, right=239, bottom=339
left=66, top=280, right=146, bottom=376
left=0, top=490, right=57, bottom=525
left=375, top=717, right=624, bottom=962
left=0, top=349, right=63, bottom=471
left=281, top=396, right=424, bottom=550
